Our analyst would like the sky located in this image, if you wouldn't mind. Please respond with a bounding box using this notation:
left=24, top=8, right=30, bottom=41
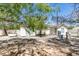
left=49, top=3, right=74, bottom=16
left=47, top=3, right=75, bottom=25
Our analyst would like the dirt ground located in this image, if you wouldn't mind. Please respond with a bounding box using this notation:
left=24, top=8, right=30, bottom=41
left=0, top=37, right=78, bottom=56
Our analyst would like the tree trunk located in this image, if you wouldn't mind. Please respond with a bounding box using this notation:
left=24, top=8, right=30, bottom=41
left=55, top=27, right=57, bottom=35
left=2, top=21, right=8, bottom=36
left=56, top=11, right=59, bottom=26
left=65, top=32, right=70, bottom=44
left=4, top=28, right=8, bottom=36
left=39, top=30, right=42, bottom=37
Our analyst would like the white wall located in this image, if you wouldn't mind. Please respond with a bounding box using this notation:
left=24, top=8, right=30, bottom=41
left=57, top=26, right=68, bottom=37
left=45, top=30, right=50, bottom=35
left=0, top=30, right=5, bottom=36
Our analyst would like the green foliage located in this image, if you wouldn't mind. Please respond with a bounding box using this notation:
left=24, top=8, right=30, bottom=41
left=0, top=3, right=52, bottom=35
left=8, top=24, right=20, bottom=30
left=0, top=3, right=33, bottom=21
left=24, top=4, right=52, bottom=33
left=25, top=15, right=48, bottom=32
left=36, top=3, right=52, bottom=13
left=36, top=20, right=47, bottom=30
left=0, top=23, right=20, bottom=30
left=26, top=16, right=37, bottom=31
left=76, top=19, right=79, bottom=23
left=0, top=4, right=32, bottom=30
left=67, top=26, right=74, bottom=29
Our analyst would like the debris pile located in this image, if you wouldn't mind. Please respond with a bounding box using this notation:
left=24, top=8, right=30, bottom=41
left=0, top=38, right=77, bottom=56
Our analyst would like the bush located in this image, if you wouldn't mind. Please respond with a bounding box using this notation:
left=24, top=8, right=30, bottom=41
left=67, top=26, right=74, bottom=29
left=0, top=24, right=20, bottom=30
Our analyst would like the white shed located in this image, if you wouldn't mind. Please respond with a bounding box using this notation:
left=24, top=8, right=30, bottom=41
left=57, top=26, right=68, bottom=38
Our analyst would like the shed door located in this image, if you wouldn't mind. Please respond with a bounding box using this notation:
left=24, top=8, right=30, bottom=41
left=61, top=28, right=64, bottom=34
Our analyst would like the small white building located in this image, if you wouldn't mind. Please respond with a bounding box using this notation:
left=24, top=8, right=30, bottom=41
left=57, top=25, right=68, bottom=39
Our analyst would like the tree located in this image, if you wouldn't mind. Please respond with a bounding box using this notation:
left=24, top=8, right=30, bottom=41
left=53, top=5, right=61, bottom=26
left=36, top=3, right=52, bottom=14
left=36, top=16, right=47, bottom=36
left=25, top=16, right=38, bottom=32
left=35, top=4, right=52, bottom=36
left=24, top=4, right=52, bottom=36
left=51, top=5, right=60, bottom=34
left=0, top=3, right=32, bottom=35
left=0, top=3, right=52, bottom=36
